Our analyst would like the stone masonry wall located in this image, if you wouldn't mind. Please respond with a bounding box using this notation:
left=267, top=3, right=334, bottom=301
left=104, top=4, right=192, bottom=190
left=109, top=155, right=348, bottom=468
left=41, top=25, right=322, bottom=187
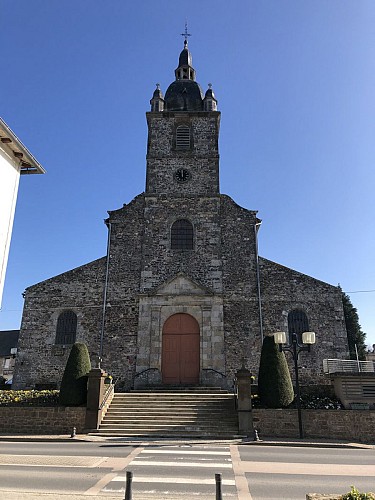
left=145, top=112, right=220, bottom=196
left=253, top=408, right=375, bottom=443
left=141, top=195, right=222, bottom=293
left=259, top=258, right=348, bottom=384
left=0, top=406, right=86, bottom=434
left=101, top=195, right=145, bottom=390
left=13, top=258, right=106, bottom=389
left=220, top=195, right=262, bottom=380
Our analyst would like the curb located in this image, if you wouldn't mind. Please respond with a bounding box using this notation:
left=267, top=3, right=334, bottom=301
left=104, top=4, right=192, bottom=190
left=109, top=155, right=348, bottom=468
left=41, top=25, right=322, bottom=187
left=0, top=434, right=373, bottom=448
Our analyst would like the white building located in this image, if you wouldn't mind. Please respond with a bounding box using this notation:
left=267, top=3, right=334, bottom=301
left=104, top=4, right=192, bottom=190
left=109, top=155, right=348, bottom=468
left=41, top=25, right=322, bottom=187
left=0, top=117, right=45, bottom=307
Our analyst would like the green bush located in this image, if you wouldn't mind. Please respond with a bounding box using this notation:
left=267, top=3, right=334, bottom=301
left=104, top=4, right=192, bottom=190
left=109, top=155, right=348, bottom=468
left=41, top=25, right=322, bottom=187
left=258, top=335, right=294, bottom=408
left=298, top=393, right=343, bottom=410
left=0, top=390, right=59, bottom=406
left=341, top=485, right=375, bottom=499
left=59, top=343, right=91, bottom=406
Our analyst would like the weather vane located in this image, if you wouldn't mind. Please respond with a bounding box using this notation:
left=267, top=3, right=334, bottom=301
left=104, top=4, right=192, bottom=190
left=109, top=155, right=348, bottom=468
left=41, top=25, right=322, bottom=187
left=180, top=21, right=191, bottom=45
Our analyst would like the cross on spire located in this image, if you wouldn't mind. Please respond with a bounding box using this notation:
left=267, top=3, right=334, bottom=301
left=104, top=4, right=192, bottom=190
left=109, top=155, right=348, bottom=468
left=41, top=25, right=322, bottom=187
left=180, top=21, right=191, bottom=46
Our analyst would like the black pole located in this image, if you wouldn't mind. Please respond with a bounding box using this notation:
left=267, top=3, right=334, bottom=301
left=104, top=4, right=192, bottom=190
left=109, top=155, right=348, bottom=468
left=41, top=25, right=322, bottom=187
left=99, top=221, right=112, bottom=367
left=215, top=473, right=223, bottom=500
left=124, top=471, right=133, bottom=500
left=292, top=334, right=303, bottom=439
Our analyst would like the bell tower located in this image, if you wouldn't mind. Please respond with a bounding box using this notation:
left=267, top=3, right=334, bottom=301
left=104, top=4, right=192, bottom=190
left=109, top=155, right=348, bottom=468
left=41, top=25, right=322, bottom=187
left=145, top=40, right=220, bottom=196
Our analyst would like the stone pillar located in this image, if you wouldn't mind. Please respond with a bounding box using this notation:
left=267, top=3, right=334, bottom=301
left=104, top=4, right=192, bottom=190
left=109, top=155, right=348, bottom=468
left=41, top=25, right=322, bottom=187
left=236, top=366, right=253, bottom=435
left=85, top=368, right=108, bottom=430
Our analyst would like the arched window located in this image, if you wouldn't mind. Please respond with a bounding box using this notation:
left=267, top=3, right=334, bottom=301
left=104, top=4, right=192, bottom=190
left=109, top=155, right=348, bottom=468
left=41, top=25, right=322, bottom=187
left=55, top=310, right=77, bottom=345
left=288, top=309, right=309, bottom=342
left=176, top=125, right=191, bottom=150
left=171, top=219, right=194, bottom=250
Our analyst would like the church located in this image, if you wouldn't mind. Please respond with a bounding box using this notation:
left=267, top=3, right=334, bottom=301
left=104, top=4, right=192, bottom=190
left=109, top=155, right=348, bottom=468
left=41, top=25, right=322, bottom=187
left=13, top=40, right=349, bottom=391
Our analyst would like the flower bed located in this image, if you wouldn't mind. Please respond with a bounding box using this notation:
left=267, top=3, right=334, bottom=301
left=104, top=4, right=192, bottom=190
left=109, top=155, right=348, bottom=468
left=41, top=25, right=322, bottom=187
left=0, top=390, right=59, bottom=407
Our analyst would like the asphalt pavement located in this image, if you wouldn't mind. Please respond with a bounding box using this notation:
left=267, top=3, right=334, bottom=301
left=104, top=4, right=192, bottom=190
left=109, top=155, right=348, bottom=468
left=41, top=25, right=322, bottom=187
left=0, top=434, right=375, bottom=500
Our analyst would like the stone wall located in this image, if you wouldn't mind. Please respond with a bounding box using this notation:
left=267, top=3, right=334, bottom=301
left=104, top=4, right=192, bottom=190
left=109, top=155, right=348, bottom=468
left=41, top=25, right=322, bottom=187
left=13, top=258, right=106, bottom=389
left=145, top=111, right=220, bottom=196
left=253, top=409, right=375, bottom=443
left=220, top=195, right=262, bottom=380
left=0, top=406, right=86, bottom=434
left=259, top=258, right=348, bottom=384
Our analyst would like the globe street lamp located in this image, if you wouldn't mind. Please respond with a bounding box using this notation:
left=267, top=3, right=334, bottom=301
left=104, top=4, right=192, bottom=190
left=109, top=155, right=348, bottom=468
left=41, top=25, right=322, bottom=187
left=274, top=331, right=316, bottom=439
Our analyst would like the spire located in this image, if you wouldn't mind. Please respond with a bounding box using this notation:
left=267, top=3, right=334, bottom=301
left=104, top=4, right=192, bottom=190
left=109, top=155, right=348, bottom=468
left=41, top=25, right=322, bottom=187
left=150, top=83, right=164, bottom=112
left=203, top=83, right=218, bottom=111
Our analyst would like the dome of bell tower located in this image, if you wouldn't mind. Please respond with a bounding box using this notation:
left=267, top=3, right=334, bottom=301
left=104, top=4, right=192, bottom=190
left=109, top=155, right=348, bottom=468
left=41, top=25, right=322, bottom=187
left=164, top=40, right=204, bottom=112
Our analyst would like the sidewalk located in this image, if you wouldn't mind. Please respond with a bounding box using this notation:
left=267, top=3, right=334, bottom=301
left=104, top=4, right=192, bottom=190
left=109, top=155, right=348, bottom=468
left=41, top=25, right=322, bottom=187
left=0, top=493, right=121, bottom=500
left=0, top=433, right=373, bottom=448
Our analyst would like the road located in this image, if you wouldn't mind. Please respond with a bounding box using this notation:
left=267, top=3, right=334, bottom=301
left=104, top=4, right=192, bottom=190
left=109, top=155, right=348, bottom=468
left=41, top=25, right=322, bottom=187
left=238, top=445, right=375, bottom=499
left=0, top=440, right=374, bottom=499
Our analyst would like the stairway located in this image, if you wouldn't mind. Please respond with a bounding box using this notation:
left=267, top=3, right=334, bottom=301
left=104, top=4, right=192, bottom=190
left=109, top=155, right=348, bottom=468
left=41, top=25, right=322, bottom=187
left=95, top=387, right=240, bottom=438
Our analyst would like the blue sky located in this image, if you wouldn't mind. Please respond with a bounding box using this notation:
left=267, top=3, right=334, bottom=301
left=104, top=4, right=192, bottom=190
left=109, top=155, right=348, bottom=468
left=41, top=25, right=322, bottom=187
left=1, top=1, right=375, bottom=348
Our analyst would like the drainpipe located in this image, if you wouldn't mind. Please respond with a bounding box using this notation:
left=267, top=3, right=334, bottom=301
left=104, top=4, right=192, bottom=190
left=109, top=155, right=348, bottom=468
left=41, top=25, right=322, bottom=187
left=254, top=222, right=264, bottom=344
left=99, top=220, right=112, bottom=367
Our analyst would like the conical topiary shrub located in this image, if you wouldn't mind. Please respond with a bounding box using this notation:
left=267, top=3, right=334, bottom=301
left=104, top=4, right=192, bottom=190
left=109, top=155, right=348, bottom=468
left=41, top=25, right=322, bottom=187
left=59, top=343, right=91, bottom=406
left=258, top=334, right=294, bottom=408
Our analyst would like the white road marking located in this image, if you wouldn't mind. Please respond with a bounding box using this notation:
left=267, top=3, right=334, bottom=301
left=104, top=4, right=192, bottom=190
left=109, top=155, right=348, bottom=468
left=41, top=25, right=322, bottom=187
left=139, top=449, right=231, bottom=455
left=241, top=461, right=375, bottom=476
left=126, top=460, right=232, bottom=468
left=84, top=446, right=144, bottom=495
left=106, top=476, right=236, bottom=485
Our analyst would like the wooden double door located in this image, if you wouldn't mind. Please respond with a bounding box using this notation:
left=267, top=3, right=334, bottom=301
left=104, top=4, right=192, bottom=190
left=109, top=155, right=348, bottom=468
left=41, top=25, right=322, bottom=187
left=162, top=313, right=200, bottom=385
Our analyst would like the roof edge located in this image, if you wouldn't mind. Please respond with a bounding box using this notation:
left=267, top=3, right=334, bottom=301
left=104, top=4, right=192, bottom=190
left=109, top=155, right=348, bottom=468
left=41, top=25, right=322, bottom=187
left=0, top=117, right=46, bottom=174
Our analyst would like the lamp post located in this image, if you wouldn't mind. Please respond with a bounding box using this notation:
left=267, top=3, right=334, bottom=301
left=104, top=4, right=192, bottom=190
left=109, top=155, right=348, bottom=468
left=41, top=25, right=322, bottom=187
left=274, top=330, right=316, bottom=439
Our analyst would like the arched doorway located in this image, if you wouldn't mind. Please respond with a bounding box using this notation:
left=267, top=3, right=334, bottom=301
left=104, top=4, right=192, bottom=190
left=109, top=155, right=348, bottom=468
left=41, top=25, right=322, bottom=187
left=162, top=313, right=200, bottom=385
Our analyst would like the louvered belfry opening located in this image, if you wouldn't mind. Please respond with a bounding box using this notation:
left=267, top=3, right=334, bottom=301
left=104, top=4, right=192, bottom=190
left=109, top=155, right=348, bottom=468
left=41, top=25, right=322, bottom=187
left=176, top=125, right=190, bottom=149
left=171, top=219, right=194, bottom=250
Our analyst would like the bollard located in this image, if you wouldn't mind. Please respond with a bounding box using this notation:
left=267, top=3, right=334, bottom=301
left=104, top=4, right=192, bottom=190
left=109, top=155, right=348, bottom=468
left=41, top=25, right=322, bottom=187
left=254, top=429, right=260, bottom=441
left=124, top=470, right=133, bottom=500
left=70, top=427, right=76, bottom=438
left=215, top=472, right=223, bottom=500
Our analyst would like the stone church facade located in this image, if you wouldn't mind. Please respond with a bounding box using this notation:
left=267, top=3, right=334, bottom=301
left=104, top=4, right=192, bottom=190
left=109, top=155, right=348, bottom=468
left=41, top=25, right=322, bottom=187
left=13, top=41, right=348, bottom=391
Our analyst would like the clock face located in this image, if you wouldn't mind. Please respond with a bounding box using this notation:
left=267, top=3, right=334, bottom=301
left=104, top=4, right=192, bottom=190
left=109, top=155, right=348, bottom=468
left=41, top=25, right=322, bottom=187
left=174, top=168, right=191, bottom=183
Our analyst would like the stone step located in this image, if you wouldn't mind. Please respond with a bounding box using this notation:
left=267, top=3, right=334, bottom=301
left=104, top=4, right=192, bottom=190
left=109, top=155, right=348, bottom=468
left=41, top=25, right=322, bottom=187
left=103, top=417, right=237, bottom=424
left=98, top=389, right=239, bottom=438
left=105, top=410, right=236, bottom=416
left=93, top=430, right=242, bottom=438
left=114, top=393, right=234, bottom=398
left=98, top=426, right=239, bottom=433
left=109, top=402, right=234, bottom=406
left=131, top=387, right=231, bottom=393
left=100, top=422, right=237, bottom=429
left=111, top=400, right=234, bottom=405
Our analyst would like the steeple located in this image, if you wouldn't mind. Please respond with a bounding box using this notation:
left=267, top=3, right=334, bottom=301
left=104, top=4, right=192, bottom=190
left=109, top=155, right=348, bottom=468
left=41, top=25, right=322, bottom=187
left=150, top=83, right=164, bottom=112
left=146, top=33, right=221, bottom=196
left=203, top=83, right=218, bottom=111
left=175, top=40, right=196, bottom=82
left=163, top=39, right=204, bottom=112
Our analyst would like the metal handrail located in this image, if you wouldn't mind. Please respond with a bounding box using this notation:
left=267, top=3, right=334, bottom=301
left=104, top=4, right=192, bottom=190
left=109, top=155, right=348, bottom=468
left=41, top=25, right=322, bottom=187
left=233, top=377, right=238, bottom=410
left=323, top=359, right=375, bottom=374
left=99, top=378, right=116, bottom=410
left=202, top=368, right=227, bottom=379
left=132, top=368, right=159, bottom=389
